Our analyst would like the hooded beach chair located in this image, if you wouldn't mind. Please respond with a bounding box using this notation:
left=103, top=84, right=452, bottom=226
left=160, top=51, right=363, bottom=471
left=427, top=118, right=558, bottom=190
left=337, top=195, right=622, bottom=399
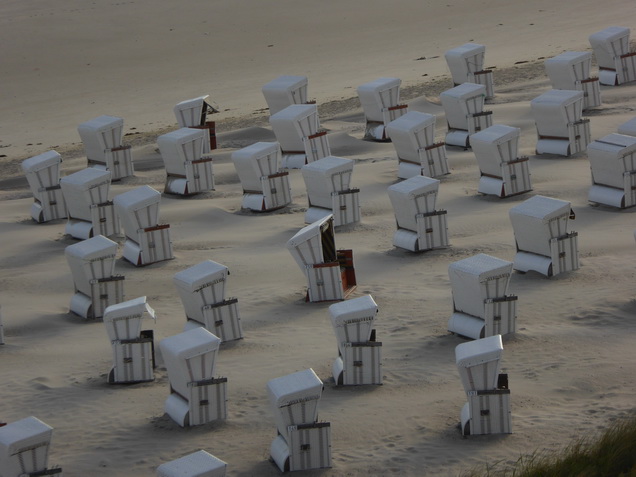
left=231, top=141, right=292, bottom=212
left=160, top=327, right=227, bottom=427
left=269, top=104, right=330, bottom=169
left=157, top=450, right=227, bottom=477
left=329, top=295, right=382, bottom=385
left=157, top=127, right=214, bottom=195
left=262, top=75, right=310, bottom=116
left=386, top=111, right=448, bottom=179
left=60, top=167, right=119, bottom=239
left=173, top=95, right=218, bottom=153
left=173, top=260, right=243, bottom=342
left=440, top=83, right=493, bottom=148
left=103, top=296, right=156, bottom=384
left=447, top=254, right=517, bottom=340
left=113, top=185, right=174, bottom=266
left=545, top=51, right=601, bottom=110
left=0, top=416, right=62, bottom=477
left=267, top=368, right=332, bottom=472
left=21, top=150, right=68, bottom=223
left=470, top=124, right=532, bottom=198
left=445, top=43, right=494, bottom=99
left=455, top=335, right=511, bottom=436
left=589, top=26, right=636, bottom=85
left=530, top=89, right=591, bottom=156
left=587, top=133, right=636, bottom=208
left=77, top=115, right=133, bottom=180
left=65, top=235, right=124, bottom=320
left=618, top=117, right=636, bottom=136
left=509, top=195, right=579, bottom=277
left=301, top=155, right=360, bottom=227
left=357, top=77, right=408, bottom=141
left=387, top=175, right=449, bottom=252
left=286, top=215, right=357, bottom=302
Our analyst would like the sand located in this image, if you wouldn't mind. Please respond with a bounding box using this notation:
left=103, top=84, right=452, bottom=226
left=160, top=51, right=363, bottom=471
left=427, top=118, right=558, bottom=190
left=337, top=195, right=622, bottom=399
left=1, top=1, right=636, bottom=476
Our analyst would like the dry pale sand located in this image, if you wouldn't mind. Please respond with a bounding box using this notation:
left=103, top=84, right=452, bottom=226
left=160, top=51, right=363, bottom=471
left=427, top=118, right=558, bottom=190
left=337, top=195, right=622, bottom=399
left=2, top=1, right=636, bottom=476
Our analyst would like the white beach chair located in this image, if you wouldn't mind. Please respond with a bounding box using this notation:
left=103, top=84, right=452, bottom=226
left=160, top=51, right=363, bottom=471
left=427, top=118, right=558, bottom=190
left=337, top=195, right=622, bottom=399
left=262, top=75, right=310, bottom=116
left=455, top=335, right=511, bottom=436
left=448, top=254, right=517, bottom=340
left=173, top=260, right=243, bottom=342
left=587, top=133, right=636, bottom=208
left=157, top=127, right=214, bottom=195
left=286, top=215, right=357, bottom=302
left=509, top=195, right=579, bottom=277
left=440, top=83, right=493, bottom=148
left=357, top=77, right=408, bottom=141
left=386, top=111, right=449, bottom=179
left=65, top=235, right=125, bottom=320
left=269, top=104, right=330, bottom=169
left=60, top=167, right=119, bottom=239
left=77, top=115, right=133, bottom=180
left=157, top=450, right=227, bottom=477
left=330, top=295, right=382, bottom=385
left=103, top=296, right=156, bottom=384
left=173, top=95, right=219, bottom=154
left=618, top=117, right=636, bottom=137
left=545, top=51, right=601, bottom=110
left=267, top=369, right=332, bottom=472
left=470, top=124, right=532, bottom=198
left=113, top=185, right=174, bottom=266
left=160, top=327, right=227, bottom=427
left=589, top=26, right=636, bottom=86
left=0, top=416, right=62, bottom=477
left=301, top=155, right=360, bottom=227
left=531, top=89, right=591, bottom=156
left=21, top=150, right=68, bottom=223
left=231, top=142, right=292, bottom=212
left=387, top=175, right=449, bottom=252
left=445, top=43, right=494, bottom=99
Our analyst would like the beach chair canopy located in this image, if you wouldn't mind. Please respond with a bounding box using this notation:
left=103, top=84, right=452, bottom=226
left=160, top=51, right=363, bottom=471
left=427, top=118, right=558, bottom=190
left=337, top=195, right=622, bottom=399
left=302, top=156, right=354, bottom=208
left=113, top=185, right=161, bottom=233
left=231, top=142, right=282, bottom=191
left=286, top=215, right=337, bottom=268
left=531, top=89, right=585, bottom=137
left=103, top=296, right=156, bottom=342
left=587, top=133, right=636, bottom=189
left=269, top=104, right=320, bottom=152
left=0, top=416, right=53, bottom=468
left=173, top=260, right=229, bottom=321
left=357, top=77, right=402, bottom=122
left=173, top=95, right=218, bottom=128
left=387, top=175, right=440, bottom=231
left=455, top=334, right=503, bottom=393
left=60, top=168, right=112, bottom=221
left=262, top=75, right=309, bottom=116
left=157, top=127, right=206, bottom=175
left=470, top=124, right=520, bottom=175
left=589, top=26, right=631, bottom=70
left=77, top=115, right=125, bottom=160
left=157, top=450, right=227, bottom=477
left=440, top=83, right=487, bottom=129
left=65, top=235, right=118, bottom=296
left=445, top=43, right=486, bottom=82
left=386, top=111, right=437, bottom=162
left=545, top=51, right=593, bottom=88
left=329, top=294, right=378, bottom=354
left=21, top=150, right=63, bottom=193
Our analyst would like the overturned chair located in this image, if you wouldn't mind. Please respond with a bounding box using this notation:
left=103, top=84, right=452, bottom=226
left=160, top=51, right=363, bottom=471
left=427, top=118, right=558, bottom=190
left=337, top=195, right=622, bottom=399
left=301, top=155, right=360, bottom=227
left=157, top=127, right=214, bottom=195
left=270, top=104, right=330, bottom=169
left=21, top=150, right=68, bottom=223
left=448, top=254, right=517, bottom=340
left=160, top=327, right=228, bottom=427
left=267, top=369, right=332, bottom=472
left=262, top=75, right=310, bottom=116
left=60, top=168, right=119, bottom=239
left=173, top=260, right=243, bottom=342
left=330, top=295, right=382, bottom=386
left=589, top=26, right=636, bottom=86
left=103, top=296, right=156, bottom=384
left=440, top=83, right=493, bottom=148
left=545, top=51, right=601, bottom=110
left=286, top=215, right=357, bottom=302
left=387, top=175, right=449, bottom=252
left=456, top=335, right=511, bottom=436
left=445, top=42, right=494, bottom=99
left=65, top=235, right=125, bottom=320
left=113, top=185, right=174, bottom=266
left=531, top=89, right=591, bottom=156
left=231, top=141, right=292, bottom=212
left=173, top=95, right=218, bottom=154
left=157, top=450, right=227, bottom=477
left=386, top=111, right=449, bottom=179
left=470, top=124, right=532, bottom=198
left=0, top=416, right=62, bottom=477
left=587, top=133, right=636, bottom=208
left=78, top=115, right=133, bottom=180
left=509, top=195, right=579, bottom=277
left=357, top=77, right=408, bottom=141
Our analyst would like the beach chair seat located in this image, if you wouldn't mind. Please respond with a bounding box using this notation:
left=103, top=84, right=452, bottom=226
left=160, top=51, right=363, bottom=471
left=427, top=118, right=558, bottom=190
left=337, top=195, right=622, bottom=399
left=445, top=43, right=494, bottom=99
left=78, top=115, right=134, bottom=180
left=21, top=150, right=68, bottom=223
left=357, top=77, right=408, bottom=141
left=440, top=83, right=493, bottom=148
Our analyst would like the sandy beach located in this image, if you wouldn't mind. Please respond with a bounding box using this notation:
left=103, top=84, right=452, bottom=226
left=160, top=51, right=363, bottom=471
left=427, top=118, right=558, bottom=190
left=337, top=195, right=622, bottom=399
left=1, top=1, right=636, bottom=476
